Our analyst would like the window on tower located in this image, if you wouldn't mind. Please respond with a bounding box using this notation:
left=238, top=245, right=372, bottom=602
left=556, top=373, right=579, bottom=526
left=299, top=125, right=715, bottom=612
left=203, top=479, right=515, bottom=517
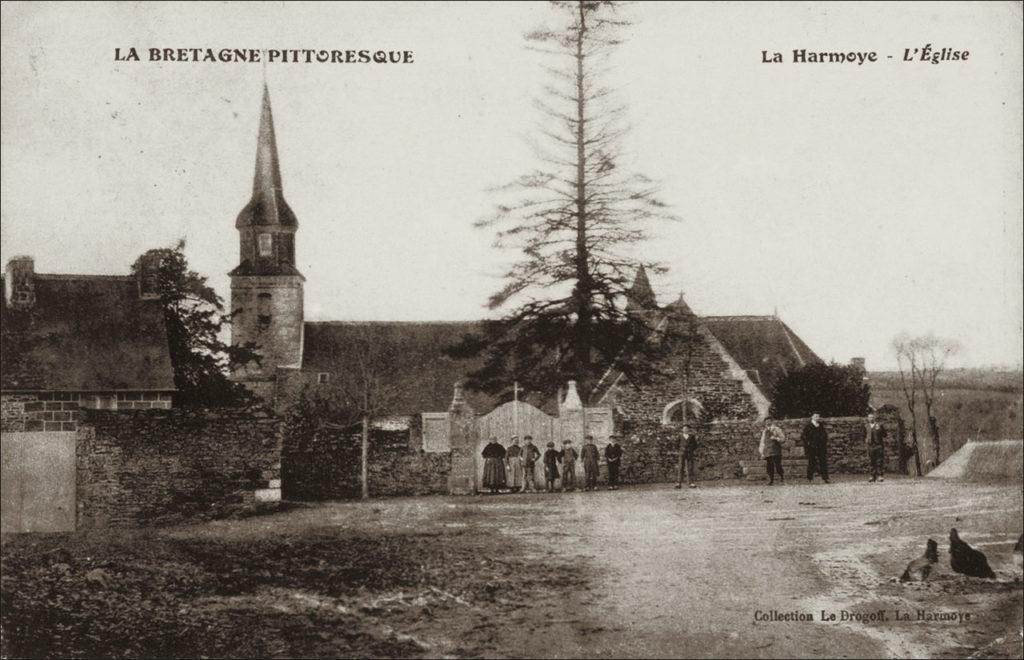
left=257, top=292, right=272, bottom=331
left=258, top=233, right=273, bottom=257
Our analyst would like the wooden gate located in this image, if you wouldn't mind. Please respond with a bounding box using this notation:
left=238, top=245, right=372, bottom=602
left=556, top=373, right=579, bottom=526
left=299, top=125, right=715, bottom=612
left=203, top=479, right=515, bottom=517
left=1, top=431, right=77, bottom=533
left=476, top=401, right=556, bottom=488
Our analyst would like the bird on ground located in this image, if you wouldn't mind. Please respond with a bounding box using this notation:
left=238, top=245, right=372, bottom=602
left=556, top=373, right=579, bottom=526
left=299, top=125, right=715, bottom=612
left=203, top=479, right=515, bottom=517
left=949, top=528, right=996, bottom=579
left=900, top=538, right=939, bottom=582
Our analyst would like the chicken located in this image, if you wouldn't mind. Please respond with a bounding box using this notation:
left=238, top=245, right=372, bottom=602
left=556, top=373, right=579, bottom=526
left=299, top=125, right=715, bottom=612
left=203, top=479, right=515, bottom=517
left=949, top=528, right=996, bottom=579
left=900, top=538, right=939, bottom=582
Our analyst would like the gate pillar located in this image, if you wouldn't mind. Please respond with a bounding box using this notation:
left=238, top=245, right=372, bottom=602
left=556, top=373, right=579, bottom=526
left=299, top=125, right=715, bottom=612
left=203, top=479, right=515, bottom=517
left=447, top=382, right=478, bottom=495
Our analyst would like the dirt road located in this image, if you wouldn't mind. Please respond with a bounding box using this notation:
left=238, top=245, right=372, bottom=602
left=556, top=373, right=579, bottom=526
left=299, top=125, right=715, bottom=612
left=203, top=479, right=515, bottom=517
left=3, top=477, right=1021, bottom=658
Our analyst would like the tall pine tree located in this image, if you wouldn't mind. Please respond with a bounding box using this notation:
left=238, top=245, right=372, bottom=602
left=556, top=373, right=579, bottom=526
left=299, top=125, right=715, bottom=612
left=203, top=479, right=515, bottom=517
left=452, top=1, right=675, bottom=401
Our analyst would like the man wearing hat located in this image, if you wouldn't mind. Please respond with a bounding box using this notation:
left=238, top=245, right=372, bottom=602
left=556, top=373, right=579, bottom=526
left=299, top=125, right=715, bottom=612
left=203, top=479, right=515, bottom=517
left=560, top=439, right=579, bottom=492
left=542, top=441, right=561, bottom=493
left=581, top=434, right=601, bottom=491
left=604, top=434, right=623, bottom=490
left=521, top=435, right=541, bottom=493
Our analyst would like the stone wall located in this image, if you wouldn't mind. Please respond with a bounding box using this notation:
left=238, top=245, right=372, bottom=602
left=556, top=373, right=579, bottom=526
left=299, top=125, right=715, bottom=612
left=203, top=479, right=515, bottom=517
left=283, top=414, right=451, bottom=500
left=618, top=412, right=906, bottom=483
left=1, top=392, right=172, bottom=433
left=76, top=407, right=282, bottom=528
left=604, top=326, right=762, bottom=426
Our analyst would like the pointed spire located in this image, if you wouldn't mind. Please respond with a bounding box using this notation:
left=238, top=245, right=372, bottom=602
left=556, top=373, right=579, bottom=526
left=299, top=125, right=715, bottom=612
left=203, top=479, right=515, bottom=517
left=254, top=83, right=283, bottom=199
left=236, top=84, right=297, bottom=228
left=626, top=265, right=658, bottom=311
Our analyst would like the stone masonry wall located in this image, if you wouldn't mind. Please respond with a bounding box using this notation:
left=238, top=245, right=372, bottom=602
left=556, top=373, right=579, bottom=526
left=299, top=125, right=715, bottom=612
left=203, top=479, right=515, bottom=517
left=1, top=392, right=172, bottom=433
left=283, top=414, right=451, bottom=500
left=608, top=331, right=761, bottom=425
left=618, top=411, right=905, bottom=484
left=76, top=407, right=282, bottom=528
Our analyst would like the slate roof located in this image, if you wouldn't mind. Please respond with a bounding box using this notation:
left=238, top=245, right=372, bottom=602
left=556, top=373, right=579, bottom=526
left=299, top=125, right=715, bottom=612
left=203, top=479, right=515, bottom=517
left=301, top=321, right=500, bottom=414
left=236, top=84, right=297, bottom=229
left=1, top=274, right=176, bottom=391
left=700, top=315, right=822, bottom=394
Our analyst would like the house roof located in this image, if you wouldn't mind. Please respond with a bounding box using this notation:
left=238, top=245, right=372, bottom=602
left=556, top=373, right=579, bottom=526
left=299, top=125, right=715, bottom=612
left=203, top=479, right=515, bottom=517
left=701, top=315, right=822, bottom=394
left=301, top=321, right=500, bottom=414
left=1, top=274, right=176, bottom=392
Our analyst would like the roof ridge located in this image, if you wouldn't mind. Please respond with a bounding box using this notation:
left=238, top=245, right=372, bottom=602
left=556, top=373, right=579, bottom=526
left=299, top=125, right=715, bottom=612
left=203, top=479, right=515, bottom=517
left=33, top=274, right=133, bottom=281
left=701, top=315, right=777, bottom=321
left=305, top=320, right=480, bottom=326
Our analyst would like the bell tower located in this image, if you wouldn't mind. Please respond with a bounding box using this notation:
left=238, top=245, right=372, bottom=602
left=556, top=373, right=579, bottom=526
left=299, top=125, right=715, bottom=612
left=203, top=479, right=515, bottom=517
left=229, top=84, right=304, bottom=397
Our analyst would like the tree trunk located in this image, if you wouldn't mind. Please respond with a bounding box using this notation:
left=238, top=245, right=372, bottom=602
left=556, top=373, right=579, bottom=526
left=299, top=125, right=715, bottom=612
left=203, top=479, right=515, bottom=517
left=928, top=415, right=941, bottom=466
left=911, top=427, right=922, bottom=476
left=361, top=414, right=370, bottom=499
left=894, top=415, right=908, bottom=475
left=572, top=0, right=592, bottom=395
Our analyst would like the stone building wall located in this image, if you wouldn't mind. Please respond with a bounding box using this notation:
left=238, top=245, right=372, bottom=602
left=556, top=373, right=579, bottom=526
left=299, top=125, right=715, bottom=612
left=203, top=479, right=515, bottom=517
left=230, top=274, right=304, bottom=382
left=617, top=412, right=906, bottom=484
left=607, top=326, right=762, bottom=425
left=283, top=414, right=451, bottom=500
left=76, top=407, right=281, bottom=528
left=1, top=392, right=172, bottom=433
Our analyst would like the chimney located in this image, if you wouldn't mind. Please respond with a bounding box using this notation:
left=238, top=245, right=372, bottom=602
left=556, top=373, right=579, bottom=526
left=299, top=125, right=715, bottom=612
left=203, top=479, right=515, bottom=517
left=137, top=252, right=163, bottom=300
left=4, top=256, right=36, bottom=309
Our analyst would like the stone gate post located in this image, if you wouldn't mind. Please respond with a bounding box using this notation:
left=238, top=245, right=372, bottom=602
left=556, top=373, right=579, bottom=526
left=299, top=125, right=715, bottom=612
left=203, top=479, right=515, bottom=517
left=558, top=380, right=585, bottom=444
left=447, top=382, right=478, bottom=495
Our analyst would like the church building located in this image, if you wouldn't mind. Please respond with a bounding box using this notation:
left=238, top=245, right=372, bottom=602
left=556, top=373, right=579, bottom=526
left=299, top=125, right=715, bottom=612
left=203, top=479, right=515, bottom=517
left=229, top=87, right=823, bottom=425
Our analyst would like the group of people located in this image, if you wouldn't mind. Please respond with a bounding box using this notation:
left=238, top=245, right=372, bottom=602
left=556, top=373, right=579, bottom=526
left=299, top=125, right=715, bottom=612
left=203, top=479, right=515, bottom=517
left=759, top=412, right=890, bottom=485
left=481, top=434, right=624, bottom=493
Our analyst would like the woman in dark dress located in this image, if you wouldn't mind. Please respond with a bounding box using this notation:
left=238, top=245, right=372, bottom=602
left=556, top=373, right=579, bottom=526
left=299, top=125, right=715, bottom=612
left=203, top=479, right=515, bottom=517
left=482, top=437, right=507, bottom=494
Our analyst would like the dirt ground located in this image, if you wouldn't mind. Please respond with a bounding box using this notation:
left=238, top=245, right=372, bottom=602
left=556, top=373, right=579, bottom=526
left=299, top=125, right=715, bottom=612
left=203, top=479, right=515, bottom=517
left=2, top=476, right=1022, bottom=658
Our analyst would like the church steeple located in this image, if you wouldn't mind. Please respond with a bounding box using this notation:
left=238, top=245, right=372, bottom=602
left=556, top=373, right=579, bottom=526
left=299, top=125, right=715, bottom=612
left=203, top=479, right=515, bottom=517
left=229, top=84, right=305, bottom=393
left=236, top=84, right=297, bottom=230
left=626, top=265, right=658, bottom=311
left=231, top=84, right=300, bottom=277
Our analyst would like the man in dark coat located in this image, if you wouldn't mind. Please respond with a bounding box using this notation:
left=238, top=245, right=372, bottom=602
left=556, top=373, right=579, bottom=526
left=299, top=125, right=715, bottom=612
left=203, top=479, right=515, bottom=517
left=604, top=435, right=623, bottom=490
left=560, top=440, right=579, bottom=492
left=801, top=413, right=830, bottom=483
left=865, top=413, right=888, bottom=482
left=542, top=442, right=561, bottom=492
left=675, top=424, right=699, bottom=489
left=581, top=435, right=601, bottom=491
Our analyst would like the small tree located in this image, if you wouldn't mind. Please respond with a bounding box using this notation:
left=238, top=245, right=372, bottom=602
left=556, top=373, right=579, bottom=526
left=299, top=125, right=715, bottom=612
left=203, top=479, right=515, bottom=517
left=286, top=325, right=402, bottom=499
left=769, top=362, right=871, bottom=419
left=132, top=241, right=258, bottom=407
left=893, top=333, right=960, bottom=466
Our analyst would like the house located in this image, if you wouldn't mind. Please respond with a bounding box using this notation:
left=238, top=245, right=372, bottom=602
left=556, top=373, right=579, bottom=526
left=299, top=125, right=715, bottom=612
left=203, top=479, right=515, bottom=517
left=0, top=255, right=176, bottom=432
left=227, top=85, right=823, bottom=426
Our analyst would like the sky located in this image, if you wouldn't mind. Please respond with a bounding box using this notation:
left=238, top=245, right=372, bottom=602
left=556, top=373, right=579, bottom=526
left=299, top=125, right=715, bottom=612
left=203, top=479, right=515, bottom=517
left=2, top=1, right=1022, bottom=371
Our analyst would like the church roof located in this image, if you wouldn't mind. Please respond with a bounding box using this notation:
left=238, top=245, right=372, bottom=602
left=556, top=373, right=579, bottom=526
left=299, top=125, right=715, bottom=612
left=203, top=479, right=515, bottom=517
left=700, top=315, right=821, bottom=393
left=1, top=274, right=176, bottom=392
left=235, top=84, right=298, bottom=229
left=301, top=321, right=500, bottom=414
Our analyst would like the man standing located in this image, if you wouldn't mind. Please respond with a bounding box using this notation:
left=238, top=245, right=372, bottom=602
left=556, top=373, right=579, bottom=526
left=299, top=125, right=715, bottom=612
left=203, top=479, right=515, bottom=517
left=542, top=442, right=561, bottom=493
left=506, top=436, right=524, bottom=493
left=759, top=418, right=786, bottom=485
left=675, top=424, right=699, bottom=489
left=521, top=435, right=541, bottom=493
left=581, top=435, right=600, bottom=491
left=801, top=413, right=830, bottom=484
left=605, top=434, right=623, bottom=490
left=866, top=413, right=888, bottom=482
left=560, top=439, right=579, bottom=492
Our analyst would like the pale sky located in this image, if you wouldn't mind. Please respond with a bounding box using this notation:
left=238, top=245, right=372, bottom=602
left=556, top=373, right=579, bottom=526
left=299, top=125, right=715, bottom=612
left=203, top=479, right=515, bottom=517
left=2, top=1, right=1022, bottom=371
